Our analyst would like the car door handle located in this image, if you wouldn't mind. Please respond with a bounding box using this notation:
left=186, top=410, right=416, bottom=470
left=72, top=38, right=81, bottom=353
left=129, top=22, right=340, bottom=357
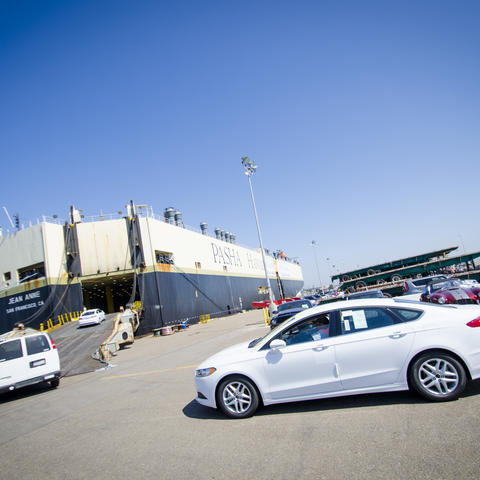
left=390, top=331, right=407, bottom=339
left=313, top=345, right=328, bottom=352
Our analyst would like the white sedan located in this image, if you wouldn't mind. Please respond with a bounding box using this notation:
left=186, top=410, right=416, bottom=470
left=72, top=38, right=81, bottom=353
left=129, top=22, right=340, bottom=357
left=78, top=308, right=106, bottom=327
left=195, top=298, right=480, bottom=418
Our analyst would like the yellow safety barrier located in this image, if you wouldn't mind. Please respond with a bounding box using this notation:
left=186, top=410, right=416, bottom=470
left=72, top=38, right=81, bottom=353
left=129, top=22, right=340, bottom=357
left=262, top=308, right=270, bottom=326
left=41, top=310, right=84, bottom=332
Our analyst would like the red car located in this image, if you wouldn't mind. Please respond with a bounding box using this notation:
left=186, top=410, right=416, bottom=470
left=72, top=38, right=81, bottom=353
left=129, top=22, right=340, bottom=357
left=420, top=279, right=480, bottom=305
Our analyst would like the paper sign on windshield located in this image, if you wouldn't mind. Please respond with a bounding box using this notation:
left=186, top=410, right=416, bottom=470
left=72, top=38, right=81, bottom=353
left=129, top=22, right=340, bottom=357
left=341, top=311, right=352, bottom=331
left=351, top=310, right=367, bottom=329
left=341, top=310, right=367, bottom=331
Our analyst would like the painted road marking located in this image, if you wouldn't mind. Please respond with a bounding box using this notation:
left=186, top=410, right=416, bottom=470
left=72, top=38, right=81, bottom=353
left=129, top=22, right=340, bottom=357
left=102, top=364, right=197, bottom=380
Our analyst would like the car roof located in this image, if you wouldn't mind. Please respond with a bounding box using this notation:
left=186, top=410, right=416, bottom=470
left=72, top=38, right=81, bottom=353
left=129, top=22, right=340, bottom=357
left=280, top=297, right=429, bottom=324
left=428, top=278, right=459, bottom=286
left=274, top=306, right=306, bottom=314
left=348, top=289, right=383, bottom=297
left=0, top=327, right=45, bottom=341
left=410, top=275, right=448, bottom=283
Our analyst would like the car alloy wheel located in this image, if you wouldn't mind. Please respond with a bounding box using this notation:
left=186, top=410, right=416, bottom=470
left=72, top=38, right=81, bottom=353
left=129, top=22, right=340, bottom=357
left=217, top=376, right=259, bottom=419
left=410, top=353, right=466, bottom=401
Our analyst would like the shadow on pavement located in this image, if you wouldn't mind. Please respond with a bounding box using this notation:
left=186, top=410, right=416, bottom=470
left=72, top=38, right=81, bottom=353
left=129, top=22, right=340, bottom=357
left=183, top=379, right=480, bottom=420
left=0, top=382, right=57, bottom=404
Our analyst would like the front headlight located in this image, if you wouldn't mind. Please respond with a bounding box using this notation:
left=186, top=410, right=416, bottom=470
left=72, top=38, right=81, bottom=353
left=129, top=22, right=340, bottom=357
left=437, top=297, right=446, bottom=304
left=195, top=367, right=216, bottom=377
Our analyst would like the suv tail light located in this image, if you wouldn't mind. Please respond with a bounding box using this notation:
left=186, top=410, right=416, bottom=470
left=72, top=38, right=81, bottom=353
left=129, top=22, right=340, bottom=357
left=403, top=282, right=408, bottom=293
left=467, top=317, right=480, bottom=328
left=50, top=338, right=57, bottom=349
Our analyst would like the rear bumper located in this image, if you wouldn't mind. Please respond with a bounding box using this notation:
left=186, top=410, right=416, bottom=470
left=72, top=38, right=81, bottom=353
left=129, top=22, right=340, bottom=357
left=0, top=370, right=61, bottom=394
left=78, top=319, right=100, bottom=326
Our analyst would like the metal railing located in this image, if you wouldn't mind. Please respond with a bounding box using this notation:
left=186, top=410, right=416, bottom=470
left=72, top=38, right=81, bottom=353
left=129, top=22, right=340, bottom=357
left=2, top=209, right=301, bottom=265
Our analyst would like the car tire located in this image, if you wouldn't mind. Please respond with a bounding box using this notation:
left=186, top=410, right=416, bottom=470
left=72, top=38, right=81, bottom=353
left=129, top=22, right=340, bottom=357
left=216, top=376, right=259, bottom=419
left=50, top=378, right=60, bottom=389
left=409, top=353, right=466, bottom=402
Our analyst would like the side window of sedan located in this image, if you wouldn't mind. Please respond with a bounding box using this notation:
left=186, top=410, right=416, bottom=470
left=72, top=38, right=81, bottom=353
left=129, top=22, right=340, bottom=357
left=340, top=308, right=395, bottom=335
left=390, top=308, right=423, bottom=322
left=279, top=314, right=330, bottom=346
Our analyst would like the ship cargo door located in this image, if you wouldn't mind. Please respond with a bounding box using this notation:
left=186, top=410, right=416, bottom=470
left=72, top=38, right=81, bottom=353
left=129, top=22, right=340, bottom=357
left=81, top=274, right=137, bottom=314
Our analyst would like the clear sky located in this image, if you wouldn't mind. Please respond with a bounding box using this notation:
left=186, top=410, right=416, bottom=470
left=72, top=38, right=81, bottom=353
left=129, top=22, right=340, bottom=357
left=1, top=0, right=479, bottom=289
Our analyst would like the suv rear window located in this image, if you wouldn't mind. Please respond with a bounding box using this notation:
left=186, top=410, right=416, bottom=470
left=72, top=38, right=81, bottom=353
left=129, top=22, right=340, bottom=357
left=0, top=339, right=23, bottom=362
left=26, top=335, right=50, bottom=355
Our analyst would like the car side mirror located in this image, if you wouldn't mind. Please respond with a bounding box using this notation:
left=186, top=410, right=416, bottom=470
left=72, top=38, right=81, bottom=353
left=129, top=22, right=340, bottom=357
left=270, top=339, right=286, bottom=350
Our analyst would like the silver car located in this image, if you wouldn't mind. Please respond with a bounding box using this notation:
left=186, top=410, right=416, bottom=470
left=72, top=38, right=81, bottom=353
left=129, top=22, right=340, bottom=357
left=402, top=275, right=449, bottom=300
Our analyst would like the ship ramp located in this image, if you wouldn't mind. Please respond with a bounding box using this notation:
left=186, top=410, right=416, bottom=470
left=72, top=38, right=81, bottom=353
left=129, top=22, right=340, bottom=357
left=49, top=313, right=118, bottom=376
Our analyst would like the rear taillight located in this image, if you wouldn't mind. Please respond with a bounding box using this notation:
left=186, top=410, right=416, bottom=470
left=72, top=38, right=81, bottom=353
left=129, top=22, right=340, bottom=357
left=403, top=283, right=408, bottom=292
left=467, top=317, right=480, bottom=328
left=50, top=338, right=57, bottom=349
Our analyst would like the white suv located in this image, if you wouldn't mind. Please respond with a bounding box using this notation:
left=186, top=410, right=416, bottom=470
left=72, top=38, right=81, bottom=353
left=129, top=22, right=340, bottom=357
left=0, top=325, right=61, bottom=394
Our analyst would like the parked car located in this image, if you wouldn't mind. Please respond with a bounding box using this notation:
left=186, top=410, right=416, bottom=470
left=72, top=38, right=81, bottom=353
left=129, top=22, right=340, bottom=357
left=401, top=275, right=449, bottom=300
left=195, top=298, right=480, bottom=418
left=347, top=289, right=391, bottom=300
left=269, top=299, right=313, bottom=329
left=78, top=308, right=106, bottom=326
left=0, top=324, right=61, bottom=393
left=420, top=278, right=480, bottom=305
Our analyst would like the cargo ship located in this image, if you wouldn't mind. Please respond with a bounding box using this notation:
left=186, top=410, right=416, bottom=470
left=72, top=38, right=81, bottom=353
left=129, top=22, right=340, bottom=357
left=0, top=202, right=304, bottom=335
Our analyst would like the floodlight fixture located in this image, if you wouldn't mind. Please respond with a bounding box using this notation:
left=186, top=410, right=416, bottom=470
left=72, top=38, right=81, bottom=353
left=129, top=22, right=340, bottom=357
left=241, top=156, right=258, bottom=176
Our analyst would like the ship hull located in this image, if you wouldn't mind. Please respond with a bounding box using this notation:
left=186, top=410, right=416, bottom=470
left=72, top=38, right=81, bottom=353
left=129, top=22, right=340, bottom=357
left=0, top=283, right=83, bottom=332
left=137, top=270, right=303, bottom=334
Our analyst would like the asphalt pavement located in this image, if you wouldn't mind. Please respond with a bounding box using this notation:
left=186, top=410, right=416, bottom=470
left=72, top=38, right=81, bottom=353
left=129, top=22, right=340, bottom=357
left=1, top=309, right=479, bottom=480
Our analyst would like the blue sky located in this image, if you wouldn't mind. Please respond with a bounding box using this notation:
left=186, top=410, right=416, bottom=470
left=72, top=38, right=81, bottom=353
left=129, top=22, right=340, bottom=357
left=1, top=0, right=479, bottom=288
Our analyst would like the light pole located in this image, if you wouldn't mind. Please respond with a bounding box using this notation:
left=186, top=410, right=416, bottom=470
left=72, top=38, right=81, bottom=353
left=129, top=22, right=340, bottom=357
left=326, top=257, right=332, bottom=288
left=241, top=156, right=276, bottom=309
left=311, top=241, right=322, bottom=293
